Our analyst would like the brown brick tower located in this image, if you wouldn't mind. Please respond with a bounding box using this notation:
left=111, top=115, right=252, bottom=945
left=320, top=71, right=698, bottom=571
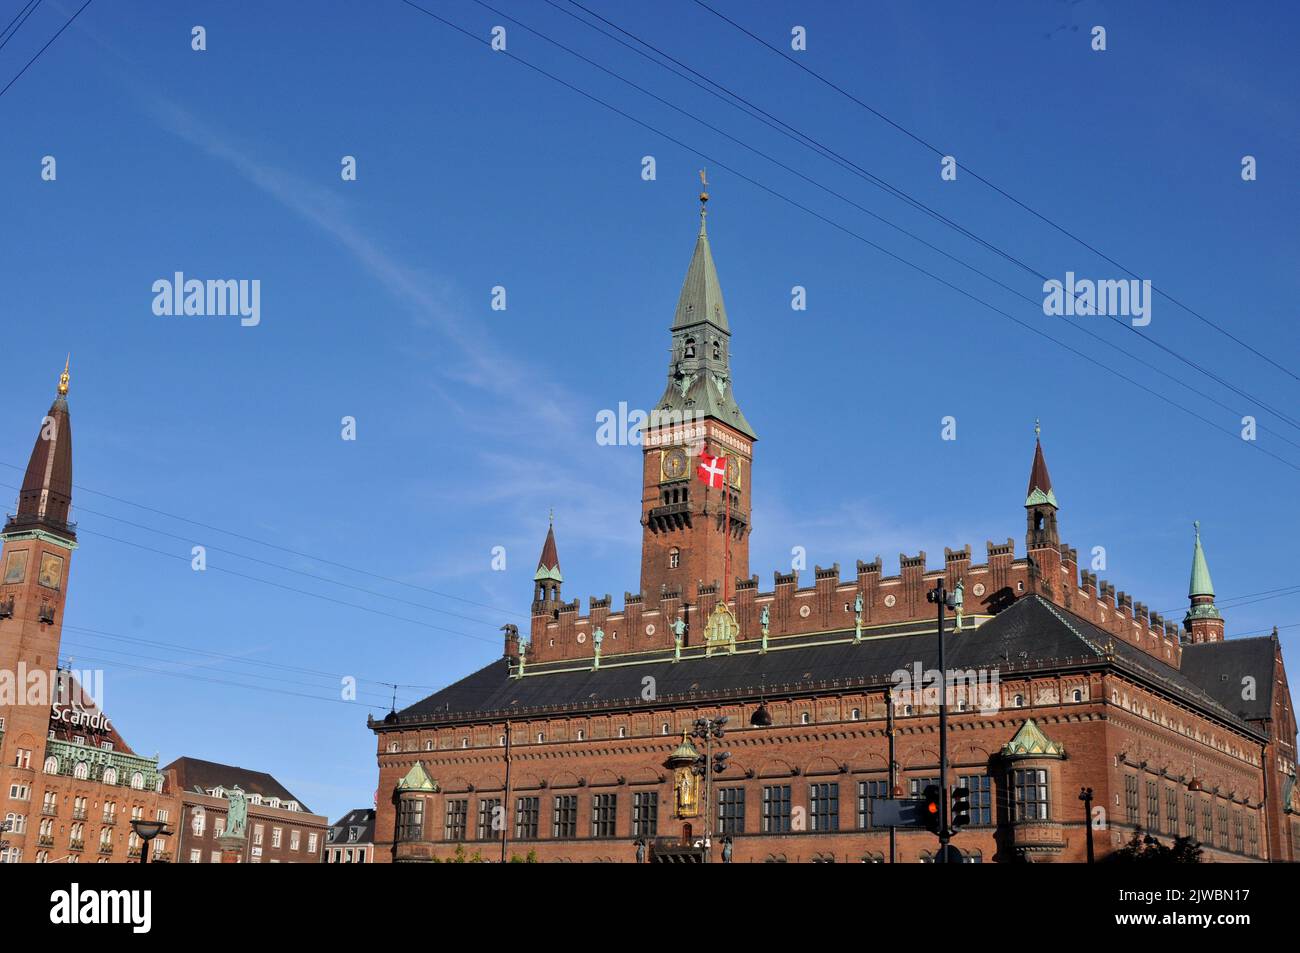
left=1024, top=424, right=1062, bottom=598
left=639, top=191, right=756, bottom=607
left=0, top=362, right=78, bottom=847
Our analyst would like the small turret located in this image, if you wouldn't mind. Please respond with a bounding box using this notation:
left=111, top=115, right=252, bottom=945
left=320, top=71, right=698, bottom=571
left=532, top=515, right=563, bottom=615
left=1184, top=521, right=1224, bottom=644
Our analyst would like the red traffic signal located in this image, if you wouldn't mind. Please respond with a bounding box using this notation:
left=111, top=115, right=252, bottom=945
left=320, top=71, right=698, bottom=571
left=921, top=785, right=942, bottom=834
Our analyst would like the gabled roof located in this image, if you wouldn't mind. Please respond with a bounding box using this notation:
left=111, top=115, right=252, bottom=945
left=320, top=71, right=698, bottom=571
left=1179, top=636, right=1277, bottom=721
left=384, top=595, right=1261, bottom=739
left=163, top=756, right=310, bottom=812
left=327, top=808, right=377, bottom=844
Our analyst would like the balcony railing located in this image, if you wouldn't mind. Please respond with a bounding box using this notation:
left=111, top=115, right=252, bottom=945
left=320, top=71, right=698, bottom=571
left=127, top=847, right=141, bottom=859
left=3, top=512, right=76, bottom=534
left=101, top=815, right=116, bottom=825
left=68, top=840, right=84, bottom=852
left=37, top=835, right=53, bottom=847
left=98, top=843, right=113, bottom=855
left=40, top=806, right=57, bottom=817
left=71, top=809, right=87, bottom=820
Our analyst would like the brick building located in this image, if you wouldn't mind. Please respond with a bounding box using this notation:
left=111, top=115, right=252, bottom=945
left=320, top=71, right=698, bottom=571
left=0, top=364, right=179, bottom=864
left=370, top=199, right=1299, bottom=863
left=165, top=756, right=326, bottom=863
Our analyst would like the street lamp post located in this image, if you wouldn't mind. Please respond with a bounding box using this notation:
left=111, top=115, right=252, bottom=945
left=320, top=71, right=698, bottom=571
left=925, top=579, right=962, bottom=864
left=130, top=819, right=170, bottom=865
left=1079, top=787, right=1095, bottom=864
left=691, top=716, right=730, bottom=864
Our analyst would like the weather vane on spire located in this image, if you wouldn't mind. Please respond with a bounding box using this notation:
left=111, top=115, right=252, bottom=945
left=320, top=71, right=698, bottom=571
left=58, top=355, right=70, bottom=396
left=1034, top=417, right=1041, bottom=439
left=698, top=169, right=710, bottom=231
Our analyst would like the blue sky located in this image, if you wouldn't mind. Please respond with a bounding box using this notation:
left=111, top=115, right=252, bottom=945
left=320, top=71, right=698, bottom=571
left=3, top=0, right=1297, bottom=823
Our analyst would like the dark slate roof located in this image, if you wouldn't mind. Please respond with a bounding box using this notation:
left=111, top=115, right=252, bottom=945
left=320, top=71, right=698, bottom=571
left=163, top=756, right=310, bottom=812
left=386, top=595, right=1261, bottom=738
left=1179, top=637, right=1278, bottom=722
left=327, top=808, right=376, bottom=846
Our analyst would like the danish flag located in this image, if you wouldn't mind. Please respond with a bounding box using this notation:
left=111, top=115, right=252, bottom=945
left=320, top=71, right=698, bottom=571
left=697, top=449, right=727, bottom=489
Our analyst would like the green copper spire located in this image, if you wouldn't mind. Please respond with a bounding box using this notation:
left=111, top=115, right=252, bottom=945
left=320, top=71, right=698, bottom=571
left=1188, top=521, right=1215, bottom=598
left=654, top=188, right=755, bottom=439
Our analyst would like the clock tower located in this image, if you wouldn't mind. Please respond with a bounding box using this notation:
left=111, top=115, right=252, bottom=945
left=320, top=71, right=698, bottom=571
left=639, top=188, right=756, bottom=605
left=0, top=362, right=78, bottom=834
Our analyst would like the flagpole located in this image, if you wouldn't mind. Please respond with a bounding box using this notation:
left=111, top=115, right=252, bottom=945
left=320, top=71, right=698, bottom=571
left=724, top=454, right=731, bottom=605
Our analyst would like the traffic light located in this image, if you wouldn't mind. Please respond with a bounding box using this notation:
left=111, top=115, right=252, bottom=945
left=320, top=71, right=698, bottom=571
left=921, top=785, right=942, bottom=834
left=951, top=786, right=971, bottom=829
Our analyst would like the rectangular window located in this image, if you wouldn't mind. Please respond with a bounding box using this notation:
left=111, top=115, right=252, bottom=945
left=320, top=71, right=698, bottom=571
left=1248, top=814, right=1258, bottom=856
left=1201, top=801, right=1213, bottom=845
left=253, top=823, right=264, bottom=846
left=959, top=775, right=992, bottom=826
left=717, top=787, right=745, bottom=835
left=1185, top=793, right=1195, bottom=833
left=1217, top=804, right=1228, bottom=847
left=1166, top=787, right=1178, bottom=836
left=1013, top=769, right=1049, bottom=821
left=761, top=785, right=792, bottom=833
left=210, top=850, right=221, bottom=863
left=632, top=791, right=658, bottom=838
left=271, top=827, right=282, bottom=849
left=857, top=779, right=887, bottom=829
left=552, top=795, right=577, bottom=839
left=396, top=797, right=423, bottom=842
left=189, top=849, right=201, bottom=864
left=290, top=830, right=300, bottom=851
left=444, top=799, right=468, bottom=841
left=307, top=832, right=317, bottom=854
left=909, top=777, right=939, bottom=799
left=591, top=793, right=617, bottom=838
left=1233, top=810, right=1243, bottom=854
left=477, top=798, right=501, bottom=840
left=1124, top=775, right=1139, bottom=824
left=515, top=796, right=540, bottom=839
left=809, top=782, right=839, bottom=832
left=1146, top=781, right=1159, bottom=833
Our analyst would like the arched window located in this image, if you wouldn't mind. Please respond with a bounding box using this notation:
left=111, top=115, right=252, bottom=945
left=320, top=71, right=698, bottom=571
left=536, top=732, right=545, bottom=743
left=1013, top=694, right=1024, bottom=708
left=102, top=767, right=117, bottom=786
left=73, top=762, right=89, bottom=780
left=661, top=723, right=670, bottom=735
left=43, top=757, right=58, bottom=775
left=387, top=742, right=398, bottom=753
left=684, top=338, right=696, bottom=359
left=712, top=340, right=721, bottom=360
left=800, top=712, right=810, bottom=725
left=1072, top=689, right=1083, bottom=702
left=618, top=726, right=627, bottom=738
left=576, top=729, right=585, bottom=741
left=850, top=708, right=861, bottom=721
left=669, top=548, right=680, bottom=569
left=130, top=772, right=144, bottom=790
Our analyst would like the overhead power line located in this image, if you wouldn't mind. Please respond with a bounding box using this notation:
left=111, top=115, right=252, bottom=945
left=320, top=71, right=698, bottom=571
left=691, top=0, right=1300, bottom=387
left=0, top=0, right=93, bottom=101
left=397, top=1, right=1300, bottom=475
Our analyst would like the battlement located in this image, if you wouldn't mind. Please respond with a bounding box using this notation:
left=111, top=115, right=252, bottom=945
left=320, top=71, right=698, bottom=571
left=523, top=535, right=1185, bottom=670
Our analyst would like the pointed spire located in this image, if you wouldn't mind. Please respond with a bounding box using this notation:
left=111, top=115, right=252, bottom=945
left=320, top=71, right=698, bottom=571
left=1188, top=521, right=1215, bottom=598
left=5, top=360, right=76, bottom=540
left=534, top=519, right=562, bottom=584
left=673, top=174, right=728, bottom=334
left=1025, top=423, right=1057, bottom=508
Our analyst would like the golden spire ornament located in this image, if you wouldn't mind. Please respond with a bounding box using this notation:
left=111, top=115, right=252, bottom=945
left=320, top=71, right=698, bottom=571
left=58, top=355, right=70, bottom=396
left=698, top=168, right=709, bottom=233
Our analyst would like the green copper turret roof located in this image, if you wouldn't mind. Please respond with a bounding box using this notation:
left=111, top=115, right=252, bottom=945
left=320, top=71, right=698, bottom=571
left=1189, top=521, right=1215, bottom=599
left=654, top=206, right=756, bottom=440
left=672, top=212, right=728, bottom=333
left=1024, top=437, right=1057, bottom=509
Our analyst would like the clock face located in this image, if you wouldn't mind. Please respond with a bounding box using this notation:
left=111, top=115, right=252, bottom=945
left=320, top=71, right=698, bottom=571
left=662, top=448, right=688, bottom=481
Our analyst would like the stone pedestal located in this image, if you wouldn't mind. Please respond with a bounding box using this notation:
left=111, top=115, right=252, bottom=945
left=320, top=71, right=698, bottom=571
left=216, top=833, right=246, bottom=864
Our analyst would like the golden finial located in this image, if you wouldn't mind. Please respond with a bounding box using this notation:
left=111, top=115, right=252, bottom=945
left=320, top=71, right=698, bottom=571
left=698, top=169, right=709, bottom=233
left=58, top=355, right=70, bottom=396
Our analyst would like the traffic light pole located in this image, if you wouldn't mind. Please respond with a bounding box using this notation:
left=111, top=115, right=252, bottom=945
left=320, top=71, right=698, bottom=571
left=935, top=585, right=951, bottom=863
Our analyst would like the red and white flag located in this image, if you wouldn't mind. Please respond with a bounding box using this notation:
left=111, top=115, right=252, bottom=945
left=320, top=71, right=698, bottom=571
left=697, top=449, right=727, bottom=489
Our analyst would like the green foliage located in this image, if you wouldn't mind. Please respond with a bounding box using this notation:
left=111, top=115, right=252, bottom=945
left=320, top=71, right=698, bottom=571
left=1107, top=829, right=1204, bottom=863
